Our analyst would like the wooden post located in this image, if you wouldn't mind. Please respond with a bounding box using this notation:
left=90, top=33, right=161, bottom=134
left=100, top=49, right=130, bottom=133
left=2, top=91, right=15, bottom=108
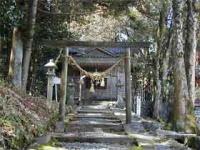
left=79, top=80, right=82, bottom=104
left=136, top=94, right=141, bottom=117
left=47, top=75, right=54, bottom=102
left=59, top=47, right=69, bottom=121
left=79, top=75, right=85, bottom=105
left=55, top=84, right=58, bottom=102
left=125, top=48, right=132, bottom=124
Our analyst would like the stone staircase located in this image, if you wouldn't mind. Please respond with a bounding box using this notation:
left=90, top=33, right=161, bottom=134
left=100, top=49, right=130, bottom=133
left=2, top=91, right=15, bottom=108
left=28, top=101, right=192, bottom=150
left=50, top=103, right=137, bottom=149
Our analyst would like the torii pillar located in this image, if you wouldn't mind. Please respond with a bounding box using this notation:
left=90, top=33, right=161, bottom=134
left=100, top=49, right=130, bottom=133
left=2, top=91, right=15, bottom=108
left=59, top=47, right=69, bottom=122
left=125, top=48, right=132, bottom=124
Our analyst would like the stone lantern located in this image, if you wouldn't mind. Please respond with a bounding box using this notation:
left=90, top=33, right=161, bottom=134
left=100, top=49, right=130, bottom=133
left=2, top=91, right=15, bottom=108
left=116, top=79, right=124, bottom=98
left=116, top=79, right=124, bottom=108
left=44, top=59, right=56, bottom=102
left=67, top=79, right=75, bottom=106
left=116, top=79, right=123, bottom=89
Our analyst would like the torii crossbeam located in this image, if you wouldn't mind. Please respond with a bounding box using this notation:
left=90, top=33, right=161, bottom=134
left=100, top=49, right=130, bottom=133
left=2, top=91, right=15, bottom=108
left=41, top=40, right=151, bottom=49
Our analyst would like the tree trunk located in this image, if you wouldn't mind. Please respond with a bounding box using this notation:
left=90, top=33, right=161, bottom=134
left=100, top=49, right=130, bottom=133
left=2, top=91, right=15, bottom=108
left=59, top=48, right=69, bottom=121
left=22, top=0, right=38, bottom=91
left=154, top=73, right=161, bottom=118
left=0, top=34, right=2, bottom=74
left=185, top=0, right=197, bottom=105
left=0, top=34, right=2, bottom=57
left=160, top=32, right=172, bottom=101
left=28, top=50, right=37, bottom=94
left=153, top=2, right=167, bottom=119
left=8, top=27, right=23, bottom=88
left=171, top=0, right=188, bottom=131
left=184, top=0, right=198, bottom=134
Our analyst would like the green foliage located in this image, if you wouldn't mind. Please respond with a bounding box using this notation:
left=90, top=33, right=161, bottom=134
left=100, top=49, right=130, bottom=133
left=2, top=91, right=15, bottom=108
left=131, top=145, right=144, bottom=150
left=0, top=86, right=59, bottom=149
left=37, top=138, right=59, bottom=150
left=0, top=0, right=24, bottom=28
left=185, top=114, right=198, bottom=134
left=0, top=78, right=6, bottom=86
left=0, top=114, right=33, bottom=149
left=35, top=16, right=74, bottom=40
left=0, top=112, right=58, bottom=149
left=163, top=123, right=173, bottom=130
left=128, top=7, right=142, bottom=21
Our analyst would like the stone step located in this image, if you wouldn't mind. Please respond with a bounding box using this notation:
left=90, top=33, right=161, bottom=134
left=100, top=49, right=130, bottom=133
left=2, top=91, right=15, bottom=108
left=155, top=140, right=189, bottom=150
left=68, top=120, right=122, bottom=126
left=72, top=117, right=122, bottom=123
left=127, top=133, right=161, bottom=143
left=139, top=141, right=189, bottom=150
left=77, top=109, right=113, bottom=114
left=58, top=142, right=130, bottom=150
left=140, top=143, right=155, bottom=150
left=51, top=132, right=137, bottom=145
left=76, top=113, right=116, bottom=119
left=65, top=126, right=95, bottom=132
left=124, top=123, right=145, bottom=133
left=156, top=129, right=197, bottom=139
left=67, top=121, right=124, bottom=131
left=66, top=125, right=125, bottom=133
left=81, top=105, right=109, bottom=109
left=94, top=128, right=104, bottom=133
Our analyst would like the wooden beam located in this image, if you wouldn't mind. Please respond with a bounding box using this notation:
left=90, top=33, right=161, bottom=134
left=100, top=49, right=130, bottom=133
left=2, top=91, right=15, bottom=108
left=41, top=40, right=151, bottom=49
left=59, top=47, right=69, bottom=121
left=74, top=57, right=118, bottom=64
left=125, top=48, right=132, bottom=124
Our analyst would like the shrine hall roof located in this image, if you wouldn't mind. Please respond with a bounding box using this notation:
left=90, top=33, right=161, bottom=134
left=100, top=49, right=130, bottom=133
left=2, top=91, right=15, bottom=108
left=69, top=47, right=140, bottom=58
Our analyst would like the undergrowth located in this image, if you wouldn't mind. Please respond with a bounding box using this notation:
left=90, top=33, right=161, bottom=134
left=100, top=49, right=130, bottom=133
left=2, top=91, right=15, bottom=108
left=0, top=85, right=58, bottom=149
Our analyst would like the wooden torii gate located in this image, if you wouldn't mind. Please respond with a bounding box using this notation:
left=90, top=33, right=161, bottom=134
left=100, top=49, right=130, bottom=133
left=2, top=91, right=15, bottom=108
left=42, top=40, right=151, bottom=124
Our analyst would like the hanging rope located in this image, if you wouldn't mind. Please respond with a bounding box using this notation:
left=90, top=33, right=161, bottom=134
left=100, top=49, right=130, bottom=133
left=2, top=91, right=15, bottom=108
left=52, top=51, right=125, bottom=93
left=67, top=55, right=124, bottom=81
left=55, top=49, right=63, bottom=65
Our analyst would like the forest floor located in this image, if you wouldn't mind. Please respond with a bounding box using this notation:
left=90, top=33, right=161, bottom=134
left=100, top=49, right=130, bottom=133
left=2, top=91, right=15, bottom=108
left=30, top=101, right=194, bottom=150
left=0, top=85, right=58, bottom=149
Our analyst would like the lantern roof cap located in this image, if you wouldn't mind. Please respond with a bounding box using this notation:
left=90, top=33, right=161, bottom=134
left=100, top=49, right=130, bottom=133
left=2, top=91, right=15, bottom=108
left=44, top=59, right=56, bottom=68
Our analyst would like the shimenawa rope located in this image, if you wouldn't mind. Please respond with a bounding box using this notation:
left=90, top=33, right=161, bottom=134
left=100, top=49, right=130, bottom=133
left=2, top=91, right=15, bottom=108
left=67, top=55, right=124, bottom=81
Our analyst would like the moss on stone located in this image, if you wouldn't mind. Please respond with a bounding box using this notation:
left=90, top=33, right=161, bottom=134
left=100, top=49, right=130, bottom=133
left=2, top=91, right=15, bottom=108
left=37, top=139, right=59, bottom=150
left=185, top=114, right=198, bottom=134
left=131, top=145, right=144, bottom=150
left=163, top=123, right=173, bottom=130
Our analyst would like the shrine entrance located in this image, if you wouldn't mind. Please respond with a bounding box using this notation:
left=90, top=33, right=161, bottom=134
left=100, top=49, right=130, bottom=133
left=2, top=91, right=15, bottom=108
left=43, top=40, right=151, bottom=124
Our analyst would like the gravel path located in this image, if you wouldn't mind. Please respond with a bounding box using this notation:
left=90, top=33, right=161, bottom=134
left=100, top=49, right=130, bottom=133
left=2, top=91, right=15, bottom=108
left=59, top=142, right=129, bottom=150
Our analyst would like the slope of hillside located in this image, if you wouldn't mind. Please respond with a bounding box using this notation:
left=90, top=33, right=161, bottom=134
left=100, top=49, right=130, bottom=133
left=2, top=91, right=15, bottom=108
left=0, top=85, right=58, bottom=149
